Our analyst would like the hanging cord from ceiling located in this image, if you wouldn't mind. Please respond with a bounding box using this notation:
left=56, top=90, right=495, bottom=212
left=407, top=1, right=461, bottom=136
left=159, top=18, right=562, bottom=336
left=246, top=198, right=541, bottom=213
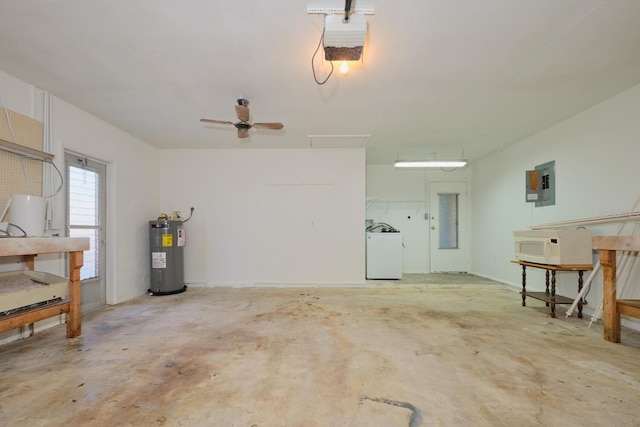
left=311, top=0, right=355, bottom=85
left=311, top=27, right=334, bottom=85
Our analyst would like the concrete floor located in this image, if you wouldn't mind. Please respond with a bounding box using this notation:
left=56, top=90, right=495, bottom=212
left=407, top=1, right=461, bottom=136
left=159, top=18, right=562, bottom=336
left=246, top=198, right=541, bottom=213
left=2, top=275, right=640, bottom=426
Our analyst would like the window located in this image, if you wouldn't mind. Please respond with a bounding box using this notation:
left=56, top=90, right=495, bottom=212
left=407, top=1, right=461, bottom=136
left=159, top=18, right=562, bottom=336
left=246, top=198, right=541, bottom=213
left=438, top=193, right=459, bottom=249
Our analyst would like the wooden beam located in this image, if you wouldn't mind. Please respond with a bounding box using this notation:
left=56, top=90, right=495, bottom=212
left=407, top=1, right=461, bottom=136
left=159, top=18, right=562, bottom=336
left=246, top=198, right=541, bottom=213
left=67, top=250, right=83, bottom=338
left=599, top=249, right=620, bottom=342
left=618, top=300, right=640, bottom=318
left=0, top=301, right=69, bottom=334
left=0, top=237, right=89, bottom=257
left=592, top=235, right=640, bottom=252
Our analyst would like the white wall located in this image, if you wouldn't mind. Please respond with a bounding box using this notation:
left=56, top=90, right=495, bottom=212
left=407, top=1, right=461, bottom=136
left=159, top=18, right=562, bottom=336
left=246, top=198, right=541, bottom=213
left=158, top=148, right=365, bottom=286
left=472, top=83, right=640, bottom=324
left=51, top=97, right=159, bottom=302
left=0, top=70, right=35, bottom=117
left=0, top=69, right=159, bottom=303
left=366, top=165, right=471, bottom=273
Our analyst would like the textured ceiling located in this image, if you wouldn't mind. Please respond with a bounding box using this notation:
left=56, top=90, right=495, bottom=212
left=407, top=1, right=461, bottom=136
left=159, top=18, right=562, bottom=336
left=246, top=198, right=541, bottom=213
left=0, top=0, right=639, bottom=165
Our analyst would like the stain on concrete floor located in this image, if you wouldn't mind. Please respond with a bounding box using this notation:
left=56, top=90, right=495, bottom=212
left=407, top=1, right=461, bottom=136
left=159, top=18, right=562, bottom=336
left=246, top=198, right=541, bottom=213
left=1, top=279, right=640, bottom=426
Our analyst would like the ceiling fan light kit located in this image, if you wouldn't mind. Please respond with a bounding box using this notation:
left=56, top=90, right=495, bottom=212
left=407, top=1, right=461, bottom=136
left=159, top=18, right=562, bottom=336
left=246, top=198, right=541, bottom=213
left=394, top=160, right=468, bottom=169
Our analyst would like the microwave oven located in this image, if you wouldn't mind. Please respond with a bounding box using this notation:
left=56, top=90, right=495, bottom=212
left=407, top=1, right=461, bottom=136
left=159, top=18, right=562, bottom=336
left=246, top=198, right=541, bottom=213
left=513, top=229, right=593, bottom=265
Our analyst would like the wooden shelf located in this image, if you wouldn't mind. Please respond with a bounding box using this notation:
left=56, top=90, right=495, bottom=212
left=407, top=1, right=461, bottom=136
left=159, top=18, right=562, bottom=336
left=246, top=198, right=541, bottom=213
left=521, top=291, right=575, bottom=305
left=0, top=300, right=70, bottom=334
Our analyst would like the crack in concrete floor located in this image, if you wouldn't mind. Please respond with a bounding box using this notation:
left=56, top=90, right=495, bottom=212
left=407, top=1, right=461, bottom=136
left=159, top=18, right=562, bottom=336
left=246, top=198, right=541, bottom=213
left=359, top=396, right=421, bottom=427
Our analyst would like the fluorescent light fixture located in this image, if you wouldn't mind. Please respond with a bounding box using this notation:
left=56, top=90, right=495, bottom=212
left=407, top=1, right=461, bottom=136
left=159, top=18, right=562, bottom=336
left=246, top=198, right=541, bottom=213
left=394, top=160, right=468, bottom=168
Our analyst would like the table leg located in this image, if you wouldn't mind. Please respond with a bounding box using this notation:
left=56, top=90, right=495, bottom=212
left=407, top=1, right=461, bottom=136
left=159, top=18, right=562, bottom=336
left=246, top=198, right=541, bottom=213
left=521, top=265, right=527, bottom=306
left=600, top=249, right=620, bottom=342
left=550, top=270, right=557, bottom=318
left=545, top=270, right=550, bottom=307
left=67, top=250, right=83, bottom=338
left=577, top=271, right=584, bottom=319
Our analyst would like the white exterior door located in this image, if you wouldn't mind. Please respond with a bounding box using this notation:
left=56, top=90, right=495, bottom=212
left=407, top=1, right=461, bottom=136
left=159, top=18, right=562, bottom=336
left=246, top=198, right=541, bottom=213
left=429, top=181, right=468, bottom=273
left=65, top=152, right=106, bottom=312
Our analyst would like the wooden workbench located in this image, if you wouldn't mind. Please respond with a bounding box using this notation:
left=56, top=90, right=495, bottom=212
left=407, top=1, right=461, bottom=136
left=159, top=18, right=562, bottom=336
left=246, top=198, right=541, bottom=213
left=512, top=260, right=592, bottom=318
left=0, top=237, right=89, bottom=338
left=592, top=235, right=640, bottom=343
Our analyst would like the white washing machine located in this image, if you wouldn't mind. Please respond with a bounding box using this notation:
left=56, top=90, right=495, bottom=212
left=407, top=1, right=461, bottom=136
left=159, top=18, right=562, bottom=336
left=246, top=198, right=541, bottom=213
left=366, top=232, right=403, bottom=279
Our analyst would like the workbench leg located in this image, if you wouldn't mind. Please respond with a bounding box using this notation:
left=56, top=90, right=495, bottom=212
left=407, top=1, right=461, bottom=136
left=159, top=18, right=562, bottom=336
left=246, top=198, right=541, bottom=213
left=521, top=265, right=527, bottom=306
left=67, top=250, right=83, bottom=338
left=23, top=254, right=36, bottom=332
left=600, top=249, right=620, bottom=342
left=24, top=254, right=35, bottom=271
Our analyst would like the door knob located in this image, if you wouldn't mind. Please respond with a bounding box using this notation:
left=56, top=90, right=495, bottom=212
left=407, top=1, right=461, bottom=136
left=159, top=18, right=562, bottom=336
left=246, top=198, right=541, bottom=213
left=431, top=226, right=436, bottom=230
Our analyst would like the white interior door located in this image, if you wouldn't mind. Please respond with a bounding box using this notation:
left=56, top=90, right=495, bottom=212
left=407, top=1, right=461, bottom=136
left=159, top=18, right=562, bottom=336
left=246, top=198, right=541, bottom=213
left=429, top=181, right=468, bottom=273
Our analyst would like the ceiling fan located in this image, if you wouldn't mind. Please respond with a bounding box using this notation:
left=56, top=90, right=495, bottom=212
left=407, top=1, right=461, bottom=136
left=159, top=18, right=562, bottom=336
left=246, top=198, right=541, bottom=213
left=200, top=98, right=284, bottom=139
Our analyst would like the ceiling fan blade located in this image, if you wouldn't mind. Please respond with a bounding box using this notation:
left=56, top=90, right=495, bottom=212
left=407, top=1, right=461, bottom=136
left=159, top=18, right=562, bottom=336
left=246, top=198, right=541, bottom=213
left=237, top=128, right=249, bottom=139
left=253, top=122, right=284, bottom=130
left=200, top=119, right=234, bottom=125
left=235, top=105, right=250, bottom=122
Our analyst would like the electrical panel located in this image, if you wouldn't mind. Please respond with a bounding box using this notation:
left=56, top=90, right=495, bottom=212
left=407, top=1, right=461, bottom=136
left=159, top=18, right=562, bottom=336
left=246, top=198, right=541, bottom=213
left=525, top=160, right=555, bottom=207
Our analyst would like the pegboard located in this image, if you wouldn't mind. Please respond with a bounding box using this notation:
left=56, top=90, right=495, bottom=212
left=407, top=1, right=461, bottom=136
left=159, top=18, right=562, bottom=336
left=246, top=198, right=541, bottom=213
left=0, top=108, right=44, bottom=215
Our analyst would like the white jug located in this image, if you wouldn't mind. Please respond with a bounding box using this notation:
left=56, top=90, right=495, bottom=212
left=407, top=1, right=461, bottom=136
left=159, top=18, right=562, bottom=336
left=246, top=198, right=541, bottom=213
left=6, top=195, right=46, bottom=237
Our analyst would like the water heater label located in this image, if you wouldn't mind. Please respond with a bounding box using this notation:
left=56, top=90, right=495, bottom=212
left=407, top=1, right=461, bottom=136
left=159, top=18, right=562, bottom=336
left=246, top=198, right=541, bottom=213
left=152, top=252, right=166, bottom=268
left=177, top=228, right=185, bottom=247
left=162, top=234, right=173, bottom=247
